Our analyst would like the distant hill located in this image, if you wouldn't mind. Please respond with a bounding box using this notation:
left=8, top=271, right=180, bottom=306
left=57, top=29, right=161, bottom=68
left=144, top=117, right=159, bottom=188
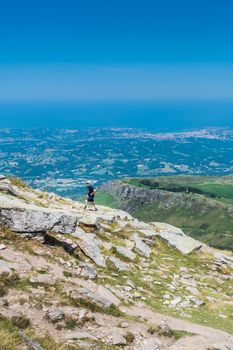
left=99, top=176, right=233, bottom=250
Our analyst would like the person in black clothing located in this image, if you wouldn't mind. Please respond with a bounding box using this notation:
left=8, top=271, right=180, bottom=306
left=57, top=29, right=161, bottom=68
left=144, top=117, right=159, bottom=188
left=84, top=180, right=98, bottom=211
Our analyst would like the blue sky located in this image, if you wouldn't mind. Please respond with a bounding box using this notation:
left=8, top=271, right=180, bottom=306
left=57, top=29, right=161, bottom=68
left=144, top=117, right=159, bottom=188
left=1, top=0, right=233, bottom=127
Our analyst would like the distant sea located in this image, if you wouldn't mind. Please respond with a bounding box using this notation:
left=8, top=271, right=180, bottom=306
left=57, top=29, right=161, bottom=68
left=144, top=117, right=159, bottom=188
left=1, top=100, right=233, bottom=130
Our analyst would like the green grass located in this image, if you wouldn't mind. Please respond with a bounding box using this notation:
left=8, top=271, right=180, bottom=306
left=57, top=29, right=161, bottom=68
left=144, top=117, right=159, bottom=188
left=124, top=175, right=233, bottom=204
left=119, top=176, right=233, bottom=250
left=95, top=191, right=119, bottom=208
left=0, top=315, right=84, bottom=350
left=7, top=176, right=30, bottom=189
left=132, top=200, right=233, bottom=249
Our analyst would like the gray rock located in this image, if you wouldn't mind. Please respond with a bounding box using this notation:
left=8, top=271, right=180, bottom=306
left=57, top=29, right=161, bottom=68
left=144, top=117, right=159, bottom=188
left=65, top=331, right=97, bottom=340
left=46, top=308, right=64, bottom=323
left=97, top=285, right=121, bottom=307
left=78, top=288, right=113, bottom=308
left=30, top=274, right=57, bottom=285
left=131, top=233, right=151, bottom=258
left=0, top=174, right=6, bottom=180
left=214, top=252, right=233, bottom=268
left=119, top=321, right=129, bottom=328
left=0, top=182, right=19, bottom=196
left=78, top=309, right=88, bottom=322
left=141, top=338, right=160, bottom=350
left=80, top=263, right=98, bottom=279
left=0, top=244, right=6, bottom=250
left=126, top=279, right=135, bottom=289
left=191, top=298, right=205, bottom=306
left=115, top=246, right=136, bottom=261
left=0, top=208, right=78, bottom=234
left=152, top=222, right=202, bottom=255
left=159, top=320, right=171, bottom=335
left=111, top=333, right=127, bottom=346
left=77, top=233, right=106, bottom=267
left=108, top=256, right=129, bottom=271
left=209, top=342, right=233, bottom=350
left=0, top=259, right=12, bottom=275
left=170, top=297, right=182, bottom=306
left=139, top=229, right=157, bottom=238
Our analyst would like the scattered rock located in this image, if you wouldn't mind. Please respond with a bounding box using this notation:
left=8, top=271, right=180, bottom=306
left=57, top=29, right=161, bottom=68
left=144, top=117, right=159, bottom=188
left=191, top=298, right=205, bottom=306
left=126, top=279, right=135, bottom=289
left=78, top=309, right=89, bottom=322
left=131, top=233, right=151, bottom=258
left=108, top=256, right=129, bottom=271
left=119, top=321, right=129, bottom=328
left=97, top=285, right=121, bottom=307
left=76, top=232, right=106, bottom=267
left=29, top=274, right=57, bottom=285
left=141, top=338, right=161, bottom=350
left=65, top=331, right=97, bottom=340
left=46, top=308, right=64, bottom=323
left=115, top=246, right=136, bottom=261
left=78, top=287, right=114, bottom=308
left=0, top=244, right=6, bottom=250
left=80, top=263, right=98, bottom=279
left=209, top=342, right=233, bottom=350
left=111, top=332, right=127, bottom=346
left=0, top=259, right=12, bottom=275
left=159, top=320, right=171, bottom=335
left=0, top=182, right=19, bottom=196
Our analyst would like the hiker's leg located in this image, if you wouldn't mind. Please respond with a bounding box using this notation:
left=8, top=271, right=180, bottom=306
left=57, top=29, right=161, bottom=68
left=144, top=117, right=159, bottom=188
left=84, top=198, right=88, bottom=209
left=92, top=201, right=98, bottom=211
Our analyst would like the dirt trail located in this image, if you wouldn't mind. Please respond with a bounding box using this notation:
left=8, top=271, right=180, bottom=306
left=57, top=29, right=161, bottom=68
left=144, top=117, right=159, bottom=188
left=122, top=305, right=233, bottom=349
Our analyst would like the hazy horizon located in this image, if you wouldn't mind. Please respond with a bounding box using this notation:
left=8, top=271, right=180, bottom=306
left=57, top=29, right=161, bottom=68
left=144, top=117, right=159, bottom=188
left=1, top=1, right=233, bottom=128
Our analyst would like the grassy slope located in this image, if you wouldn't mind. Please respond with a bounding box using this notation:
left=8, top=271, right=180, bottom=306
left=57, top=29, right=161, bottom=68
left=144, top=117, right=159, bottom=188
left=124, top=176, right=233, bottom=205
left=128, top=176, right=233, bottom=250
left=95, top=191, right=119, bottom=208
left=99, top=176, right=233, bottom=250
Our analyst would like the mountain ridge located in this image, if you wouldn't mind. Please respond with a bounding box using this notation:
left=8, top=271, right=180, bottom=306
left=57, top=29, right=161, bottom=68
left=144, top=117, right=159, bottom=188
left=100, top=178, right=233, bottom=250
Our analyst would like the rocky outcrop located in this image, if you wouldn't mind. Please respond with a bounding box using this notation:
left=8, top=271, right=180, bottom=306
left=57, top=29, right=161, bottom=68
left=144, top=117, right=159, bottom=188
left=151, top=222, right=202, bottom=255
left=131, top=233, right=151, bottom=258
left=0, top=207, right=78, bottom=234
left=101, top=181, right=221, bottom=213
left=74, top=231, right=106, bottom=267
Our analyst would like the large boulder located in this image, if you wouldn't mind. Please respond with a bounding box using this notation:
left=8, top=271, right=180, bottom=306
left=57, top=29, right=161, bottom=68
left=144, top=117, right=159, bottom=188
left=151, top=222, right=202, bottom=255
left=0, top=208, right=78, bottom=234
left=75, top=231, right=106, bottom=267
left=76, top=287, right=114, bottom=308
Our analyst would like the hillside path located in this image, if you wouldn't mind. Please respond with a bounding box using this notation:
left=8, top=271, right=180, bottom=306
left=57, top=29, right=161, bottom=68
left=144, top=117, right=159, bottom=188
left=122, top=305, right=233, bottom=349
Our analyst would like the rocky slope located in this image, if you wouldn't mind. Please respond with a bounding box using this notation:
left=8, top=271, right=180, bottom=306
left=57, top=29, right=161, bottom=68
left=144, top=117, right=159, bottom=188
left=100, top=180, right=233, bottom=250
left=0, top=175, right=233, bottom=350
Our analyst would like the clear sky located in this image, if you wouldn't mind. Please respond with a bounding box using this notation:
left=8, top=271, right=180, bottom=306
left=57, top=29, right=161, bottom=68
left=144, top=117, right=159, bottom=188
left=1, top=0, right=233, bottom=127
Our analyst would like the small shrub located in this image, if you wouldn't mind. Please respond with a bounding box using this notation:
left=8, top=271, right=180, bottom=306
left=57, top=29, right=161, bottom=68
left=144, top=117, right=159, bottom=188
left=8, top=176, right=29, bottom=189
left=63, top=271, right=73, bottom=278
left=11, top=315, right=30, bottom=329
left=65, top=317, right=77, bottom=329
left=125, top=332, right=135, bottom=343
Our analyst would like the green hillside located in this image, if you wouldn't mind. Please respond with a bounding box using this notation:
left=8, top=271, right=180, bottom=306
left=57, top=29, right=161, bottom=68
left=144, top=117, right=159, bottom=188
left=124, top=176, right=233, bottom=205
left=99, top=176, right=233, bottom=251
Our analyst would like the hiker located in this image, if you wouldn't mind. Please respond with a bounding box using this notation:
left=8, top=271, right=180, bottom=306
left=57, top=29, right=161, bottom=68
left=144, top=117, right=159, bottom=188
left=84, top=180, right=98, bottom=211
